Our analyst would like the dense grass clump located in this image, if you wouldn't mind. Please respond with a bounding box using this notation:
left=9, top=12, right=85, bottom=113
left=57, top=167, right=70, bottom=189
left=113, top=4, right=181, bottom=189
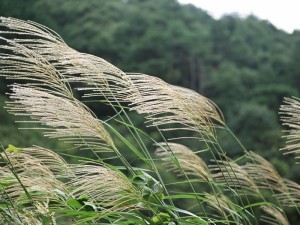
left=0, top=17, right=300, bottom=225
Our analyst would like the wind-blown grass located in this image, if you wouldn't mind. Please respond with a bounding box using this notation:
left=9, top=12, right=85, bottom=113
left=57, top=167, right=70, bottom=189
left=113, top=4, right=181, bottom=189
left=0, top=17, right=299, bottom=224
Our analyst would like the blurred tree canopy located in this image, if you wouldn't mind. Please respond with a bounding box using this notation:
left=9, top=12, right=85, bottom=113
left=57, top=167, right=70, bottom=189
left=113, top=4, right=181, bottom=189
left=1, top=0, right=299, bottom=177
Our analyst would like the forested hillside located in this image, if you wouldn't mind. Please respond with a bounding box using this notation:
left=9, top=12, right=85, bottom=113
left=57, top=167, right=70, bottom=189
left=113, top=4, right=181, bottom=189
left=1, top=0, right=299, bottom=179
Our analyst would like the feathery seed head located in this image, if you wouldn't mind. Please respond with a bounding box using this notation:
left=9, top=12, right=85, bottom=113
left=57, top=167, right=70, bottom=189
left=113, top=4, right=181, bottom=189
left=155, top=142, right=210, bottom=181
left=260, top=205, right=289, bottom=225
left=280, top=97, right=300, bottom=161
left=7, top=85, right=115, bottom=151
left=67, top=165, right=143, bottom=212
left=125, top=74, right=222, bottom=141
left=0, top=17, right=129, bottom=103
left=204, top=192, right=239, bottom=221
left=275, top=178, right=300, bottom=207
left=243, top=151, right=285, bottom=192
left=210, top=156, right=259, bottom=195
left=1, top=150, right=67, bottom=204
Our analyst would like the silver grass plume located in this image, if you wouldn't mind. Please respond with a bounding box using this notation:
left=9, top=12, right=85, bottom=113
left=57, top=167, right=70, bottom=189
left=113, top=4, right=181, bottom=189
left=0, top=17, right=64, bottom=43
left=63, top=53, right=129, bottom=102
left=0, top=17, right=128, bottom=102
left=204, top=193, right=241, bottom=222
left=0, top=18, right=115, bottom=152
left=244, top=152, right=300, bottom=209
left=0, top=149, right=67, bottom=205
left=260, top=205, right=289, bottom=225
left=210, top=157, right=259, bottom=196
left=67, top=165, right=143, bottom=213
left=243, top=151, right=285, bottom=192
left=16, top=200, right=57, bottom=225
left=0, top=17, right=222, bottom=142
left=19, top=146, right=69, bottom=176
left=155, top=142, right=210, bottom=181
left=275, top=179, right=300, bottom=207
left=0, top=20, right=72, bottom=99
left=6, top=85, right=115, bottom=151
left=125, top=73, right=223, bottom=140
left=280, top=97, right=300, bottom=161
left=0, top=146, right=66, bottom=224
left=171, top=85, right=223, bottom=125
